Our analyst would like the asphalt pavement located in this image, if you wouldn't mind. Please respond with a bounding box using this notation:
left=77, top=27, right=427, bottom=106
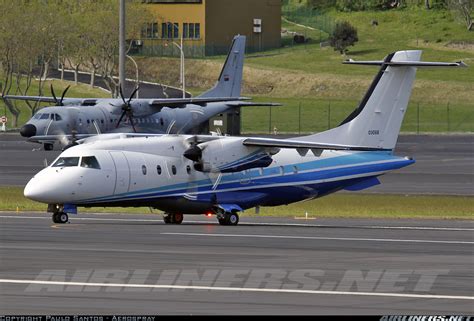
left=0, top=212, right=472, bottom=314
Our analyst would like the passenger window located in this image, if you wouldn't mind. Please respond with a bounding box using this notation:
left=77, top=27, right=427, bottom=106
left=186, top=165, right=191, bottom=174
left=53, top=157, right=80, bottom=167
left=293, top=166, right=298, bottom=174
left=157, top=165, right=162, bottom=175
left=80, top=156, right=101, bottom=169
left=171, top=165, right=177, bottom=175
left=142, top=165, right=147, bottom=175
left=87, top=119, right=90, bottom=124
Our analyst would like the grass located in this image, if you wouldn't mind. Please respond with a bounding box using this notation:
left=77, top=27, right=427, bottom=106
left=240, top=96, right=473, bottom=134
left=1, top=186, right=472, bottom=220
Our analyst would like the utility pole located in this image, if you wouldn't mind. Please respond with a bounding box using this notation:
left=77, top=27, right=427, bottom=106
left=119, top=0, right=126, bottom=96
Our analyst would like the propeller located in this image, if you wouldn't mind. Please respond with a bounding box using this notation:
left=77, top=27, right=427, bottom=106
left=50, top=84, right=70, bottom=106
left=115, top=86, right=139, bottom=133
left=182, top=136, right=223, bottom=191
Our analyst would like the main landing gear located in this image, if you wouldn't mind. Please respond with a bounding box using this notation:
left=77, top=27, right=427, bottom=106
left=217, top=211, right=239, bottom=226
left=163, top=213, right=184, bottom=225
left=52, top=212, right=69, bottom=224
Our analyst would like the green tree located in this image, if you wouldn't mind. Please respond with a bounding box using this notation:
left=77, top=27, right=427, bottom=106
left=329, top=21, right=359, bottom=55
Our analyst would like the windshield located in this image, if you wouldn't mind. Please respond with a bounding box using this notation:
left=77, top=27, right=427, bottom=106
left=52, top=157, right=80, bottom=167
left=80, top=156, right=101, bottom=169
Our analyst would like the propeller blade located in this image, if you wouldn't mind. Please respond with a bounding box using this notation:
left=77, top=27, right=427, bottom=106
left=116, top=110, right=127, bottom=128
left=128, top=87, right=139, bottom=104
left=50, top=84, right=58, bottom=104
left=128, top=114, right=137, bottom=133
left=59, top=85, right=70, bottom=106
left=119, top=85, right=127, bottom=105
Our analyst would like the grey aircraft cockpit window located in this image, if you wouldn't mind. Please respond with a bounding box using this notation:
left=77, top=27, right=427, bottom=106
left=52, top=157, right=80, bottom=167
left=80, top=156, right=101, bottom=169
left=40, top=113, right=50, bottom=120
left=33, top=113, right=42, bottom=119
left=55, top=114, right=62, bottom=121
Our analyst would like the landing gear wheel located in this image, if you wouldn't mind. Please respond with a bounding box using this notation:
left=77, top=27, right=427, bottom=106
left=44, top=143, right=54, bottom=151
left=173, top=213, right=184, bottom=225
left=163, top=213, right=183, bottom=225
left=52, top=212, right=68, bottom=224
left=58, top=212, right=69, bottom=224
left=227, top=212, right=239, bottom=226
left=163, top=214, right=172, bottom=224
left=52, top=213, right=60, bottom=223
left=218, top=212, right=239, bottom=226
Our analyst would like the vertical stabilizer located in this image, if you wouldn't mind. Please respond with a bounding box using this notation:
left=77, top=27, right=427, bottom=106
left=301, top=50, right=422, bottom=150
left=199, top=35, right=246, bottom=98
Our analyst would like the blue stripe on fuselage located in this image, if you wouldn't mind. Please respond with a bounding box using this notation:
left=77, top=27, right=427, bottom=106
left=75, top=152, right=413, bottom=205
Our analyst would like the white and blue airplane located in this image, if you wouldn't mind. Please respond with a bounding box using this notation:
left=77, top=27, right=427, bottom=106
left=23, top=50, right=466, bottom=225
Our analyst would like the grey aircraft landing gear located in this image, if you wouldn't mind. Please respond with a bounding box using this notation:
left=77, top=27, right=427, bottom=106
left=163, top=213, right=183, bottom=225
left=217, top=211, right=239, bottom=226
left=44, top=143, right=54, bottom=151
left=52, top=212, right=68, bottom=224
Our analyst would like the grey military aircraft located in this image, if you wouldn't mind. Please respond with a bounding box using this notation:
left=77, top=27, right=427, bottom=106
left=4, top=35, right=277, bottom=150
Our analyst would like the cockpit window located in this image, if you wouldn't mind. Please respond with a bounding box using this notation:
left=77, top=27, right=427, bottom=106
left=80, top=156, right=101, bottom=169
left=33, top=113, right=42, bottom=119
left=52, top=157, right=80, bottom=167
left=54, top=114, right=62, bottom=121
left=40, top=113, right=50, bottom=120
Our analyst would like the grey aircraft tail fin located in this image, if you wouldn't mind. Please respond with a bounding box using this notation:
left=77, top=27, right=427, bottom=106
left=198, top=35, right=246, bottom=98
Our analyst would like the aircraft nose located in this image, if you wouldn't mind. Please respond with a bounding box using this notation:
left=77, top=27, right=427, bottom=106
left=20, top=124, right=37, bottom=137
left=24, top=179, right=42, bottom=201
left=24, top=177, right=54, bottom=203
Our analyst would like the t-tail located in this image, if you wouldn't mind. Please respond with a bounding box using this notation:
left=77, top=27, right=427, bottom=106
left=300, top=50, right=466, bottom=150
left=199, top=35, right=246, bottom=98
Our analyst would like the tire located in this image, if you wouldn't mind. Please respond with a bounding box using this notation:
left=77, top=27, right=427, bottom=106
left=218, top=212, right=239, bottom=226
left=58, top=212, right=68, bottom=224
left=44, top=143, right=54, bottom=151
left=163, top=215, right=172, bottom=224
left=227, top=212, right=239, bottom=226
left=173, top=213, right=184, bottom=225
left=52, top=213, right=60, bottom=223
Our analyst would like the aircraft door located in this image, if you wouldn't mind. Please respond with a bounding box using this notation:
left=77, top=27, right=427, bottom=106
left=110, top=151, right=130, bottom=195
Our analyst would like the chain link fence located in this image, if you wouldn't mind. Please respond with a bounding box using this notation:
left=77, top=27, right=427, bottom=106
left=240, top=100, right=474, bottom=134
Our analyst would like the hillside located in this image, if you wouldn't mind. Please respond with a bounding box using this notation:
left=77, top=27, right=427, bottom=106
left=2, top=6, right=472, bottom=133
left=132, top=6, right=473, bottom=133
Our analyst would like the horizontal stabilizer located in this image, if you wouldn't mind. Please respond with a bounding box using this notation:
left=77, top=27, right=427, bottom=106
left=343, top=59, right=467, bottom=68
left=243, top=137, right=389, bottom=152
left=226, top=102, right=282, bottom=108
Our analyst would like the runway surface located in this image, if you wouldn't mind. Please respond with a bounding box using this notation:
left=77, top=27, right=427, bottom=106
left=0, top=212, right=472, bottom=314
left=1, top=133, right=472, bottom=195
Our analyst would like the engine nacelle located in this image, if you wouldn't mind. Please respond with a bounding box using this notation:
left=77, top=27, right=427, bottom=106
left=196, top=137, right=273, bottom=173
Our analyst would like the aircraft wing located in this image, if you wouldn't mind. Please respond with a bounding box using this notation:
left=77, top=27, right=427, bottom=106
left=26, top=134, right=97, bottom=144
left=225, top=102, right=282, bottom=107
left=2, top=95, right=99, bottom=106
left=242, top=137, right=389, bottom=152
left=148, top=97, right=250, bottom=108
